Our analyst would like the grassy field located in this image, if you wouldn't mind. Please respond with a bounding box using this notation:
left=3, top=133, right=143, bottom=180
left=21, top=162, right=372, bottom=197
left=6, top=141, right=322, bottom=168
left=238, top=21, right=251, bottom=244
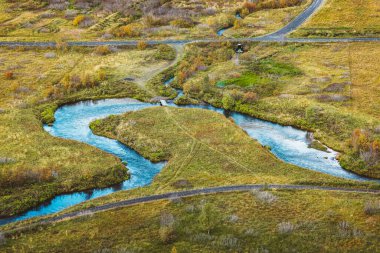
left=1, top=190, right=379, bottom=252
left=223, top=0, right=312, bottom=38
left=90, top=106, right=376, bottom=190
left=0, top=45, right=173, bottom=217
left=292, top=0, right=380, bottom=37
left=0, top=0, right=310, bottom=41
left=170, top=42, right=380, bottom=178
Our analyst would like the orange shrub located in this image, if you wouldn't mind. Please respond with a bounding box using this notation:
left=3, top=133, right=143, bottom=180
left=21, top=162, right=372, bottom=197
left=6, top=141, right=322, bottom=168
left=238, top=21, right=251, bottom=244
left=94, top=45, right=111, bottom=55
left=243, top=2, right=257, bottom=12
left=114, top=23, right=141, bottom=37
left=137, top=41, right=148, bottom=50
left=4, top=71, right=13, bottom=80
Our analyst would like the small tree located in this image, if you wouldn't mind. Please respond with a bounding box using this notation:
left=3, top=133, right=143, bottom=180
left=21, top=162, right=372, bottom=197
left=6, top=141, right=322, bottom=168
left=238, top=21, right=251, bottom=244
left=198, top=203, right=220, bottom=234
left=222, top=92, right=235, bottom=110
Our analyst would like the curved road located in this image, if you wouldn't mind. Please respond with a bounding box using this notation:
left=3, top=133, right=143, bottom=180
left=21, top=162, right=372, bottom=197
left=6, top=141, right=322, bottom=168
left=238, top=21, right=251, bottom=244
left=0, top=0, right=379, bottom=47
left=5, top=184, right=377, bottom=229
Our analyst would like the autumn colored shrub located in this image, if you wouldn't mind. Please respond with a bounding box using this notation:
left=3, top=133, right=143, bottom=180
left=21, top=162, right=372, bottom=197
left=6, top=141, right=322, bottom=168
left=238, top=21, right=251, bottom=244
left=243, top=92, right=258, bottom=103
left=243, top=2, right=257, bottom=13
left=94, top=45, right=111, bottom=55
left=113, top=23, right=142, bottom=37
left=97, top=69, right=107, bottom=81
left=241, top=0, right=303, bottom=14
left=170, top=18, right=194, bottom=28
left=61, top=72, right=99, bottom=93
left=73, top=15, right=86, bottom=26
left=137, top=41, right=148, bottom=50
left=350, top=129, right=380, bottom=166
left=3, top=71, right=14, bottom=80
left=55, top=40, right=68, bottom=51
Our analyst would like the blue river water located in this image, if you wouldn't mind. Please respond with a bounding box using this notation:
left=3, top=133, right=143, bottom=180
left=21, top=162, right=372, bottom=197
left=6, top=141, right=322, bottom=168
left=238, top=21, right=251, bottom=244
left=0, top=90, right=378, bottom=226
left=217, top=13, right=242, bottom=36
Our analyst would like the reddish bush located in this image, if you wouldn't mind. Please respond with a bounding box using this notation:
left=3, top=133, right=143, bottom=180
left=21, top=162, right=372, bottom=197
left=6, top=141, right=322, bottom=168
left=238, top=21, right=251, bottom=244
left=243, top=92, right=258, bottom=103
left=3, top=71, right=13, bottom=80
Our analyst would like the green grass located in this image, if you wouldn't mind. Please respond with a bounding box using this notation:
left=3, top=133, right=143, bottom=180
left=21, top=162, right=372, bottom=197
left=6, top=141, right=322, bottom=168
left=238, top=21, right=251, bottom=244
left=90, top=106, right=376, bottom=190
left=253, top=58, right=302, bottom=77
left=1, top=190, right=379, bottom=252
left=218, top=72, right=271, bottom=88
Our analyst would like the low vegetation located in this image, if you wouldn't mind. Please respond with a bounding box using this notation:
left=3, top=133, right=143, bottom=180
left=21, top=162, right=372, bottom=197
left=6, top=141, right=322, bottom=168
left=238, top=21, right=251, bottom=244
left=292, top=0, right=380, bottom=38
left=0, top=0, right=312, bottom=41
left=1, top=190, right=379, bottom=252
left=0, top=45, right=173, bottom=217
left=90, top=106, right=376, bottom=190
left=167, top=42, right=380, bottom=178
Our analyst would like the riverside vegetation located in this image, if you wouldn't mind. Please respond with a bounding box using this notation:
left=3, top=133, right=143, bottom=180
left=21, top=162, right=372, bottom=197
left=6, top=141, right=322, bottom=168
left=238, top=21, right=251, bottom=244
left=166, top=41, right=380, bottom=178
left=0, top=44, right=175, bottom=217
left=0, top=1, right=379, bottom=251
left=1, top=106, right=379, bottom=252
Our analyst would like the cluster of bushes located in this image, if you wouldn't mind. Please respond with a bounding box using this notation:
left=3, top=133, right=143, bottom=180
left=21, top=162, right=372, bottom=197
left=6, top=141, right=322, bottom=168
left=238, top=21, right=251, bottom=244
left=44, top=70, right=106, bottom=99
left=176, top=43, right=234, bottom=86
left=94, top=45, right=111, bottom=55
left=206, top=14, right=235, bottom=31
left=159, top=202, right=222, bottom=245
left=154, top=44, right=176, bottom=61
left=113, top=23, right=142, bottom=37
left=170, top=18, right=195, bottom=28
left=0, top=167, right=55, bottom=188
left=240, top=0, right=304, bottom=15
left=61, top=73, right=99, bottom=92
left=221, top=90, right=258, bottom=110
left=349, top=129, right=380, bottom=167
left=295, top=28, right=380, bottom=38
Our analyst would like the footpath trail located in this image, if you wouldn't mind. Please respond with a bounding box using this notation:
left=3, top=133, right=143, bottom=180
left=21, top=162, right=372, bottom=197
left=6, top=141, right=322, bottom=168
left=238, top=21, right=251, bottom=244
left=135, top=44, right=184, bottom=95
left=3, top=184, right=378, bottom=232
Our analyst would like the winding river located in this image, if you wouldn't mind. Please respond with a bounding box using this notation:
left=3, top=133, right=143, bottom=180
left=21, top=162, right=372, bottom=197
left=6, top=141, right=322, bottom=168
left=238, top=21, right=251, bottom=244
left=1, top=88, right=379, bottom=226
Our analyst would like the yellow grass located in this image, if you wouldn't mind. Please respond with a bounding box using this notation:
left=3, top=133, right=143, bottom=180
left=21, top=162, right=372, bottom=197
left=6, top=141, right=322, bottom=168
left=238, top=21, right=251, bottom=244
left=292, top=0, right=380, bottom=37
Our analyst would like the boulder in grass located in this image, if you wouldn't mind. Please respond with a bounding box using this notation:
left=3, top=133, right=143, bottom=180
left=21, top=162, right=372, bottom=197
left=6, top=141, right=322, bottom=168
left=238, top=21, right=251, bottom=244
left=44, top=52, right=56, bottom=59
left=0, top=157, right=16, bottom=164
